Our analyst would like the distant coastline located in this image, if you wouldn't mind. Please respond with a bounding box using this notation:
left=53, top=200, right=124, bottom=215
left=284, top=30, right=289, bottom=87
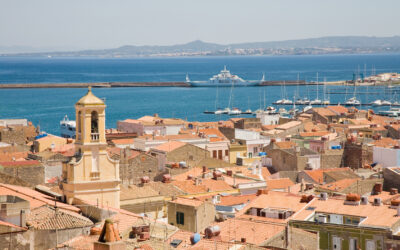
left=2, top=36, right=400, bottom=58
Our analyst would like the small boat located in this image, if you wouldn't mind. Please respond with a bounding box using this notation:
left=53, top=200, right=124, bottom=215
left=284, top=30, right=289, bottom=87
left=378, top=107, right=400, bottom=117
left=303, top=105, right=313, bottom=112
left=310, top=99, right=322, bottom=105
left=222, top=108, right=231, bottom=114
left=371, top=100, right=382, bottom=106
left=345, top=97, right=361, bottom=106
left=322, top=100, right=330, bottom=105
left=228, top=108, right=241, bottom=115
left=266, top=106, right=276, bottom=112
left=214, top=109, right=224, bottom=115
left=242, top=109, right=252, bottom=114
left=381, top=100, right=392, bottom=106
left=282, top=99, right=293, bottom=105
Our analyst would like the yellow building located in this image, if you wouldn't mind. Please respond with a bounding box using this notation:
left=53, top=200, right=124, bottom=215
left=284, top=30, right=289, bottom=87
left=62, top=87, right=120, bottom=208
left=228, top=143, right=247, bottom=164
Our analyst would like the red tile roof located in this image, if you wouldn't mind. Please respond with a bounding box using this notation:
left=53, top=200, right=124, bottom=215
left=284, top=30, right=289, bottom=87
left=267, top=178, right=295, bottom=190
left=153, top=140, right=187, bottom=152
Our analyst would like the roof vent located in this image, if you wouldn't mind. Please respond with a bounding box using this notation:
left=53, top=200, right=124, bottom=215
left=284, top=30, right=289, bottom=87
left=320, top=192, right=328, bottom=201
left=390, top=188, right=398, bottom=195
left=373, top=197, right=382, bottom=206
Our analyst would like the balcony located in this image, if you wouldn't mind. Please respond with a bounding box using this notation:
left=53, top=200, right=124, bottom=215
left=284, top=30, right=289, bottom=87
left=91, top=133, right=99, bottom=142
left=90, top=171, right=100, bottom=180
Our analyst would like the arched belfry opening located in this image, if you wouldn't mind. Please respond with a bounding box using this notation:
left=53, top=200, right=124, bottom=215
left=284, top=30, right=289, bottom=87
left=91, top=111, right=99, bottom=133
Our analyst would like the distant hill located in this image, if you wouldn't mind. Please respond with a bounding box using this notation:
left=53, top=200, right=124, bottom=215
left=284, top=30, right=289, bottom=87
left=3, top=36, right=400, bottom=57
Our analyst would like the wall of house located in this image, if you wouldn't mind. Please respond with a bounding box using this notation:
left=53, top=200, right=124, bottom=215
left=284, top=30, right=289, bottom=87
left=117, top=121, right=144, bottom=135
left=383, top=168, right=400, bottom=191
left=166, top=144, right=209, bottom=166
left=167, top=202, right=198, bottom=232
left=373, top=146, right=400, bottom=168
left=1, top=165, right=45, bottom=186
left=320, top=150, right=344, bottom=169
left=289, top=227, right=318, bottom=250
left=33, top=227, right=91, bottom=250
left=195, top=201, right=216, bottom=233
left=120, top=153, right=160, bottom=185
left=0, top=230, right=32, bottom=250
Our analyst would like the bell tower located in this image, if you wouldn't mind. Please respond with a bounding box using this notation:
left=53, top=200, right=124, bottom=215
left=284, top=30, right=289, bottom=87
left=62, top=87, right=120, bottom=208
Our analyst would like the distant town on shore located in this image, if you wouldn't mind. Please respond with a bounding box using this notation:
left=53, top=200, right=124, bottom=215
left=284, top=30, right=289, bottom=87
left=2, top=36, right=400, bottom=57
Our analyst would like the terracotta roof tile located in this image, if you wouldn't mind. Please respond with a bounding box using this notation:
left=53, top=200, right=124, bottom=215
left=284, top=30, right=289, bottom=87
left=169, top=197, right=204, bottom=207
left=152, top=140, right=187, bottom=152
left=26, top=205, right=93, bottom=230
left=267, top=178, right=295, bottom=190
left=302, top=167, right=352, bottom=184
left=318, top=178, right=360, bottom=192
left=0, top=183, right=80, bottom=213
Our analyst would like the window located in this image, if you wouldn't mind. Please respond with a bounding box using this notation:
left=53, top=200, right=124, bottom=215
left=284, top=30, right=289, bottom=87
left=225, top=150, right=229, bottom=156
left=176, top=212, right=184, bottom=225
left=349, top=238, right=358, bottom=250
left=332, top=236, right=342, bottom=250
left=213, top=150, right=217, bottom=158
left=366, top=240, right=375, bottom=250
left=218, top=150, right=222, bottom=160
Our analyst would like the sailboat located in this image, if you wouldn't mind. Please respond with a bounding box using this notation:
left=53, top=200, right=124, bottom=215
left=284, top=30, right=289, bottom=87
left=227, top=82, right=242, bottom=115
left=276, top=81, right=292, bottom=104
left=345, top=75, right=361, bottom=106
left=213, top=84, right=224, bottom=114
left=322, top=77, right=330, bottom=105
left=310, top=73, right=322, bottom=105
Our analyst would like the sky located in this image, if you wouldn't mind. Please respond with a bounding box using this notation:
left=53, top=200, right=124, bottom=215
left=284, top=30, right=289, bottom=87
left=0, top=0, right=399, bottom=52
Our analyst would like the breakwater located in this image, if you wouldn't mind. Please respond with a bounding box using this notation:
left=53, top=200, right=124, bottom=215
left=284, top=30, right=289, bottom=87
left=0, top=80, right=346, bottom=89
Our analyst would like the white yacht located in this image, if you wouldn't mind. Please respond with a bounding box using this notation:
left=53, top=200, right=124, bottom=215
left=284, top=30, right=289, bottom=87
left=345, top=97, right=361, bottom=106
left=371, top=99, right=382, bottom=106
left=310, top=99, right=322, bottom=105
left=60, top=115, right=76, bottom=139
left=186, top=66, right=263, bottom=87
left=228, top=108, right=242, bottom=115
left=381, top=100, right=392, bottom=106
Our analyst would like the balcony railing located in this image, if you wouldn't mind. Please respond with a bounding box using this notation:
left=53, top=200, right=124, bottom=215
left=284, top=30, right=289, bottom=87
left=90, top=171, right=100, bottom=180
left=91, top=133, right=99, bottom=142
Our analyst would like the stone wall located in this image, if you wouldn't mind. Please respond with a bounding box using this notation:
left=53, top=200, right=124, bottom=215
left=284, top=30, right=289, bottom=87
left=320, top=150, right=344, bottom=169
left=1, top=165, right=45, bottom=186
left=289, top=227, right=318, bottom=250
left=167, top=144, right=209, bottom=167
left=33, top=227, right=91, bottom=249
left=343, top=142, right=372, bottom=169
left=0, top=125, right=36, bottom=145
left=0, top=231, right=32, bottom=250
left=119, top=152, right=162, bottom=185
left=383, top=168, right=400, bottom=191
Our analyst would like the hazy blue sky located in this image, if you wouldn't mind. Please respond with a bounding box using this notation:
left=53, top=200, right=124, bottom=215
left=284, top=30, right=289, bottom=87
left=1, top=0, right=399, bottom=50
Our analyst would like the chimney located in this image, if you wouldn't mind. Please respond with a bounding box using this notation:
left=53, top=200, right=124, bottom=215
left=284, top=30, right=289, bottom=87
left=94, top=219, right=126, bottom=250
left=360, top=196, right=368, bottom=205
left=20, top=210, right=26, bottom=227
left=241, top=238, right=246, bottom=243
left=391, top=188, right=398, bottom=195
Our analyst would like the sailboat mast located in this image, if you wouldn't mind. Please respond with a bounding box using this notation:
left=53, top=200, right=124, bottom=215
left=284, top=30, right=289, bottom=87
left=316, top=73, right=319, bottom=100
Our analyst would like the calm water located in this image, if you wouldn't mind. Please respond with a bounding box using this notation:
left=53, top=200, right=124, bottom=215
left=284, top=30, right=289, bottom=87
left=0, top=54, right=400, bottom=135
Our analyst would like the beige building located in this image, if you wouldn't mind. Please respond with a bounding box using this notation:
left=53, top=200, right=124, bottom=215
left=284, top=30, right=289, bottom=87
left=62, top=87, right=121, bottom=208
left=168, top=197, right=216, bottom=233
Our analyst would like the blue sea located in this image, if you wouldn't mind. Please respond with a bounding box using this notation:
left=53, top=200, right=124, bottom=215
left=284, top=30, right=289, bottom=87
left=0, top=54, right=400, bottom=135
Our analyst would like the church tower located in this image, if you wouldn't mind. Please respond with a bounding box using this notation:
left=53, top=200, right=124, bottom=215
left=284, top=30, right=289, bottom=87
left=62, top=87, right=120, bottom=208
